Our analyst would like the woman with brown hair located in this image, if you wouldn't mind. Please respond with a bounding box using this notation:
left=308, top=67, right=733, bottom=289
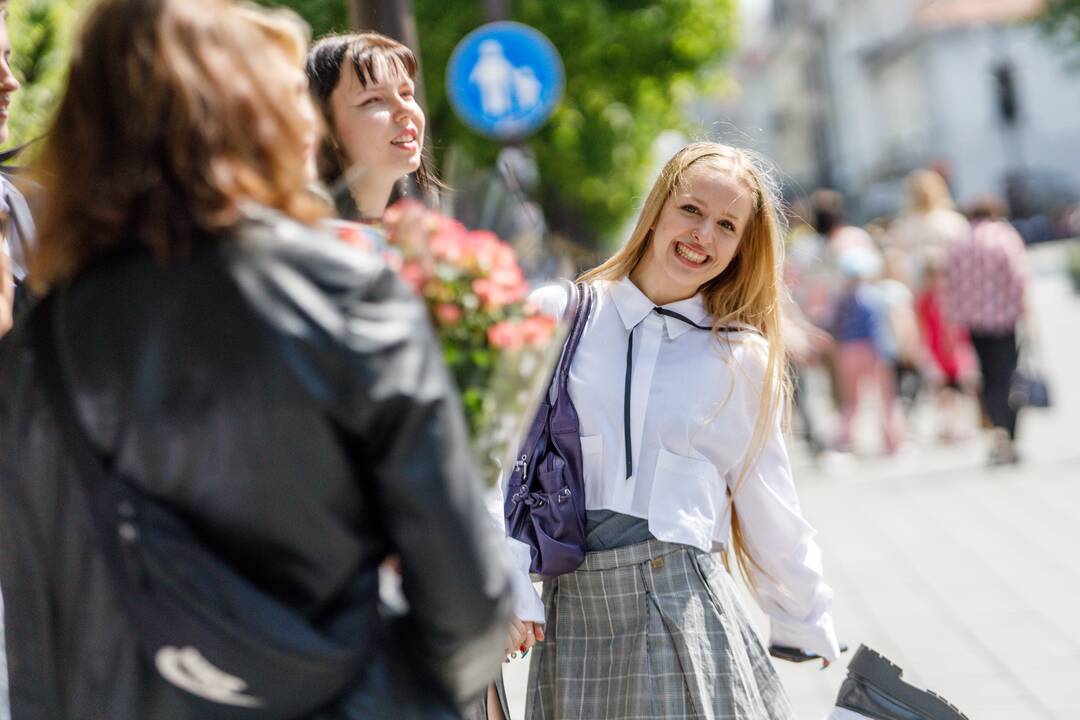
left=0, top=0, right=509, bottom=717
left=305, top=32, right=438, bottom=222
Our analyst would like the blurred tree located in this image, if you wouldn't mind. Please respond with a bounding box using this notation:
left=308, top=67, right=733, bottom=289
left=255, top=0, right=350, bottom=36
left=267, top=0, right=738, bottom=247
left=1041, top=0, right=1080, bottom=64
left=4, top=0, right=88, bottom=160
left=419, top=0, right=738, bottom=246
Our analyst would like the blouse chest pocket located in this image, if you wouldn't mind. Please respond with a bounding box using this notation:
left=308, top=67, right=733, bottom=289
left=648, top=448, right=723, bottom=551
left=579, top=434, right=603, bottom=480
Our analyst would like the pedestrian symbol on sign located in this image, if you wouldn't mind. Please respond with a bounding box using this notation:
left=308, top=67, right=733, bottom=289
left=447, top=22, right=564, bottom=141
left=470, top=40, right=543, bottom=118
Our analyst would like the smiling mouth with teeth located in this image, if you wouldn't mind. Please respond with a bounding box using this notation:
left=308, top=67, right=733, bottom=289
left=675, top=241, right=708, bottom=265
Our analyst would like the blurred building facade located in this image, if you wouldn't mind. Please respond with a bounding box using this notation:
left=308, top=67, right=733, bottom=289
left=732, top=0, right=1080, bottom=222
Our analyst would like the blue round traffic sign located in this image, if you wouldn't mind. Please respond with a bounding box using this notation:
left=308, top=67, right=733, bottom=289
left=446, top=22, right=564, bottom=141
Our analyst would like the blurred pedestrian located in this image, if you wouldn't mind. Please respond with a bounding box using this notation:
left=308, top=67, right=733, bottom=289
left=785, top=195, right=837, bottom=332
left=0, top=1, right=510, bottom=718
left=942, top=196, right=1028, bottom=464
left=831, top=246, right=903, bottom=454
left=522, top=143, right=840, bottom=719
left=887, top=169, right=970, bottom=285
left=305, top=32, right=436, bottom=223
left=915, top=251, right=977, bottom=443
left=782, top=204, right=833, bottom=456
left=782, top=291, right=832, bottom=457
left=879, top=247, right=925, bottom=417
left=812, top=188, right=876, bottom=258
left=805, top=189, right=877, bottom=413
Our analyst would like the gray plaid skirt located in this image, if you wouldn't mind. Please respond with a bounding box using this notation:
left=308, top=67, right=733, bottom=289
left=524, top=539, right=796, bottom=720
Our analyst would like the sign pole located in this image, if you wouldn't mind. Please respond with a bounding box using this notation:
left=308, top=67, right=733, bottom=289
left=483, top=0, right=509, bottom=21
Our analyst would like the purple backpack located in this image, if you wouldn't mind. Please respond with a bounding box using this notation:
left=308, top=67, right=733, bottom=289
left=505, top=281, right=594, bottom=577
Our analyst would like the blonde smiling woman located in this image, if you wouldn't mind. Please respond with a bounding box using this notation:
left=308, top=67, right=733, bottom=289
left=515, top=142, right=841, bottom=719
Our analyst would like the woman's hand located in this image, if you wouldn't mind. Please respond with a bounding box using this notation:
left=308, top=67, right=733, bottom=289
left=506, top=618, right=545, bottom=660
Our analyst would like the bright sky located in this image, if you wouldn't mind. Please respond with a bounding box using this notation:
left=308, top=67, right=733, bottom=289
left=738, top=0, right=773, bottom=45
left=741, top=0, right=770, bottom=20
left=740, top=0, right=772, bottom=39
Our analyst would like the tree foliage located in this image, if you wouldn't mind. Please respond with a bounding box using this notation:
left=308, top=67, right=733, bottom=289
left=255, top=0, right=350, bottom=37
left=5, top=0, right=88, bottom=159
left=1041, top=0, right=1080, bottom=64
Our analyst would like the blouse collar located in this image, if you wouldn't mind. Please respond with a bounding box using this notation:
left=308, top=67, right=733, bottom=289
left=608, top=277, right=711, bottom=339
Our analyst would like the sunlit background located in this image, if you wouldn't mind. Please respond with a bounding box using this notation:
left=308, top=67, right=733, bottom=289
left=4, top=1, right=1079, bottom=718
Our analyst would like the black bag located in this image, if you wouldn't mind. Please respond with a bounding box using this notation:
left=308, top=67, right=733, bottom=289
left=1008, top=326, right=1052, bottom=410
left=1010, top=368, right=1051, bottom=409
left=504, top=281, right=594, bottom=578
left=30, top=296, right=365, bottom=719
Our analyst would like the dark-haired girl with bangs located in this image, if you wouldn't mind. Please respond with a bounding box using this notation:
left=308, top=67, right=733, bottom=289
left=305, top=32, right=439, bottom=223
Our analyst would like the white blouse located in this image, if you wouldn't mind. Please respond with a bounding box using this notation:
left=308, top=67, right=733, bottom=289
left=506, top=276, right=840, bottom=660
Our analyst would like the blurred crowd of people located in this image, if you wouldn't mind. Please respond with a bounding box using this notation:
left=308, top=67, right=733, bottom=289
left=783, top=169, right=1033, bottom=466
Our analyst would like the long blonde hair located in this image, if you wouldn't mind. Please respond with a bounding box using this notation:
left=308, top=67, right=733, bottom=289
left=905, top=169, right=954, bottom=214
left=580, top=142, right=789, bottom=588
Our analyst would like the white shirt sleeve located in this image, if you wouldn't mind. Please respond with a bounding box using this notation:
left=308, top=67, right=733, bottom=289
left=726, top=343, right=841, bottom=661
left=485, top=488, right=546, bottom=623
left=486, top=281, right=574, bottom=625
left=528, top=282, right=570, bottom=319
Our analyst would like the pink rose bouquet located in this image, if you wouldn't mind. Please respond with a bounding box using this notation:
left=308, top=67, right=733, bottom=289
left=382, top=201, right=564, bottom=484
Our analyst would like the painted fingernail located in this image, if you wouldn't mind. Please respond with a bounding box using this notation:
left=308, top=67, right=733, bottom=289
left=519, top=644, right=527, bottom=653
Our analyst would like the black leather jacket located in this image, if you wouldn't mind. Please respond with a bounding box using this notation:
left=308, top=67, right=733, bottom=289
left=0, top=209, right=511, bottom=719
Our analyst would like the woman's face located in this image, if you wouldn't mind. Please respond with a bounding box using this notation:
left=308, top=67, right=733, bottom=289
left=637, top=164, right=753, bottom=303
left=328, top=64, right=424, bottom=185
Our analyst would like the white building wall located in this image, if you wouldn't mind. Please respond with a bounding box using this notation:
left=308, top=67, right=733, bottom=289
left=729, top=1, right=1080, bottom=219
left=725, top=24, right=825, bottom=192
left=823, top=4, right=887, bottom=193
left=924, top=22, right=1080, bottom=205
left=1002, top=25, right=1080, bottom=187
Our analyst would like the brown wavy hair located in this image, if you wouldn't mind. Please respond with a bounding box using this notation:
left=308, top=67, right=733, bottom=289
left=31, top=0, right=326, bottom=290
